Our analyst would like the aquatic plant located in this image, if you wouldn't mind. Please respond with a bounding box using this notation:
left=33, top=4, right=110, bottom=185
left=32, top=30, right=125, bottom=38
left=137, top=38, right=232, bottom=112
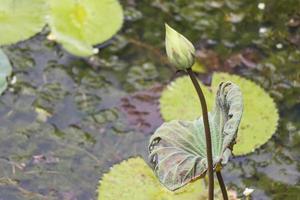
left=148, top=24, right=243, bottom=200
left=0, top=0, right=123, bottom=56
left=159, top=73, right=279, bottom=156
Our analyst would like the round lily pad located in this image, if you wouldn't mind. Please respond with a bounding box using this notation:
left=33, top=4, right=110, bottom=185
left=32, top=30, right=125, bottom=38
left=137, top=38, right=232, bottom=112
left=48, top=0, right=123, bottom=56
left=0, top=0, right=47, bottom=45
left=159, top=72, right=279, bottom=156
left=98, top=157, right=224, bottom=200
left=0, top=49, right=12, bottom=94
left=159, top=76, right=214, bottom=121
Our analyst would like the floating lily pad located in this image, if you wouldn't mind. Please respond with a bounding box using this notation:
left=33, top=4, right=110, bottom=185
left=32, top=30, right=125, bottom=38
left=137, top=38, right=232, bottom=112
left=48, top=0, right=123, bottom=56
left=98, top=157, right=225, bottom=200
left=159, top=72, right=279, bottom=156
left=0, top=49, right=12, bottom=94
left=212, top=73, right=279, bottom=155
left=150, top=82, right=243, bottom=190
left=159, top=76, right=214, bottom=121
left=0, top=0, right=47, bottom=45
left=192, top=61, right=207, bottom=73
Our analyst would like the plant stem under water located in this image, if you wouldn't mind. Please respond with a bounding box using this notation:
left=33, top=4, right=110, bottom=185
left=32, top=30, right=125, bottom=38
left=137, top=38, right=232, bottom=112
left=186, top=68, right=214, bottom=200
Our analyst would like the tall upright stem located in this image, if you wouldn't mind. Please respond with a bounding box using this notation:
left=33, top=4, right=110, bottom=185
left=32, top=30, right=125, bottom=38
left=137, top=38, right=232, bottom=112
left=216, top=171, right=228, bottom=200
left=186, top=68, right=214, bottom=200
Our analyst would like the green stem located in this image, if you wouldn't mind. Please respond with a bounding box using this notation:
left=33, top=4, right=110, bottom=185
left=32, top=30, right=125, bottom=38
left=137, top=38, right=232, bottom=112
left=186, top=68, right=214, bottom=200
left=216, top=171, right=228, bottom=200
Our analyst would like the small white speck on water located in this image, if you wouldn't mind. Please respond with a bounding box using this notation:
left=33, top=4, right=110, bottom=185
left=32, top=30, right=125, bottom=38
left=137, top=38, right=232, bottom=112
left=276, top=43, right=283, bottom=49
left=93, top=48, right=99, bottom=54
left=258, top=3, right=265, bottom=10
left=47, top=33, right=56, bottom=41
left=259, top=27, right=268, bottom=34
left=11, top=76, right=17, bottom=84
left=243, top=188, right=254, bottom=196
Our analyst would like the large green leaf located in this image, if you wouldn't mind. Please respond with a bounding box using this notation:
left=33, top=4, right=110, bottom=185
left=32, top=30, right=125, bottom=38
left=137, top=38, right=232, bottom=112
left=98, top=157, right=227, bottom=200
left=48, top=0, right=123, bottom=56
left=0, top=0, right=47, bottom=45
left=149, top=81, right=243, bottom=191
left=159, top=73, right=279, bottom=156
left=0, top=49, right=12, bottom=94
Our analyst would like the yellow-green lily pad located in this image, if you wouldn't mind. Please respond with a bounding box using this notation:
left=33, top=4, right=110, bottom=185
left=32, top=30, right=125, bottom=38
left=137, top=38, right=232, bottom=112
left=48, top=0, right=123, bottom=56
left=192, top=61, right=207, bottom=73
left=98, top=157, right=225, bottom=200
left=0, top=0, right=47, bottom=45
left=159, top=72, right=279, bottom=156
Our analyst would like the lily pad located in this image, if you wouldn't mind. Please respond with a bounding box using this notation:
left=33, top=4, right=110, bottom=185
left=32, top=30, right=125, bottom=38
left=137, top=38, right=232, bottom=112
left=98, top=157, right=225, bottom=200
left=160, top=76, right=214, bottom=121
left=48, top=0, right=123, bottom=56
left=150, top=82, right=243, bottom=190
left=159, top=72, right=279, bottom=156
left=0, top=0, right=47, bottom=45
left=192, top=61, right=207, bottom=73
left=0, top=49, right=12, bottom=94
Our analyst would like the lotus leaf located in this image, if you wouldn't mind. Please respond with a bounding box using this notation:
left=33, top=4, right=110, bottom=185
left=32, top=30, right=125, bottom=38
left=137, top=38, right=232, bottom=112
left=159, top=73, right=279, bottom=156
left=150, top=81, right=243, bottom=190
left=0, top=0, right=47, bottom=45
left=48, top=0, right=123, bottom=56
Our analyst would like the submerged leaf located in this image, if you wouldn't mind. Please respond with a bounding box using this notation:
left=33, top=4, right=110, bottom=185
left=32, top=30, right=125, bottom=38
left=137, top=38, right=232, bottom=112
left=0, top=49, right=12, bottom=94
left=48, top=0, right=123, bottom=56
left=149, top=82, right=243, bottom=190
left=119, top=84, right=164, bottom=134
left=0, top=0, right=47, bottom=45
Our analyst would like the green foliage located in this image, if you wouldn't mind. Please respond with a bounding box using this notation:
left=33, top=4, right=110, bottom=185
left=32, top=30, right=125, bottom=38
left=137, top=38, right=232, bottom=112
left=0, top=0, right=47, bottom=45
left=150, top=82, right=243, bottom=190
left=159, top=72, right=279, bottom=156
left=0, top=0, right=123, bottom=57
left=0, top=49, right=12, bottom=94
left=48, top=0, right=123, bottom=56
left=98, top=157, right=225, bottom=200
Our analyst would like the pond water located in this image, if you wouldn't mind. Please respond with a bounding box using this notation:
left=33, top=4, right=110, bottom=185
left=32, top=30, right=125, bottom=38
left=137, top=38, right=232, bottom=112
left=0, top=0, right=300, bottom=199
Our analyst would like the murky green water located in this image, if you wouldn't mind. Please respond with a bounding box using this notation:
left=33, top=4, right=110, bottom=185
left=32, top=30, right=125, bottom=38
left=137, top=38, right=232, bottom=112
left=0, top=0, right=300, bottom=199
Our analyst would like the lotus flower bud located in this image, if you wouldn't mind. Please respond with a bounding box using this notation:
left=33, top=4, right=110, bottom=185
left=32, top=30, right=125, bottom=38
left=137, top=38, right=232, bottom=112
left=165, top=23, right=195, bottom=70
